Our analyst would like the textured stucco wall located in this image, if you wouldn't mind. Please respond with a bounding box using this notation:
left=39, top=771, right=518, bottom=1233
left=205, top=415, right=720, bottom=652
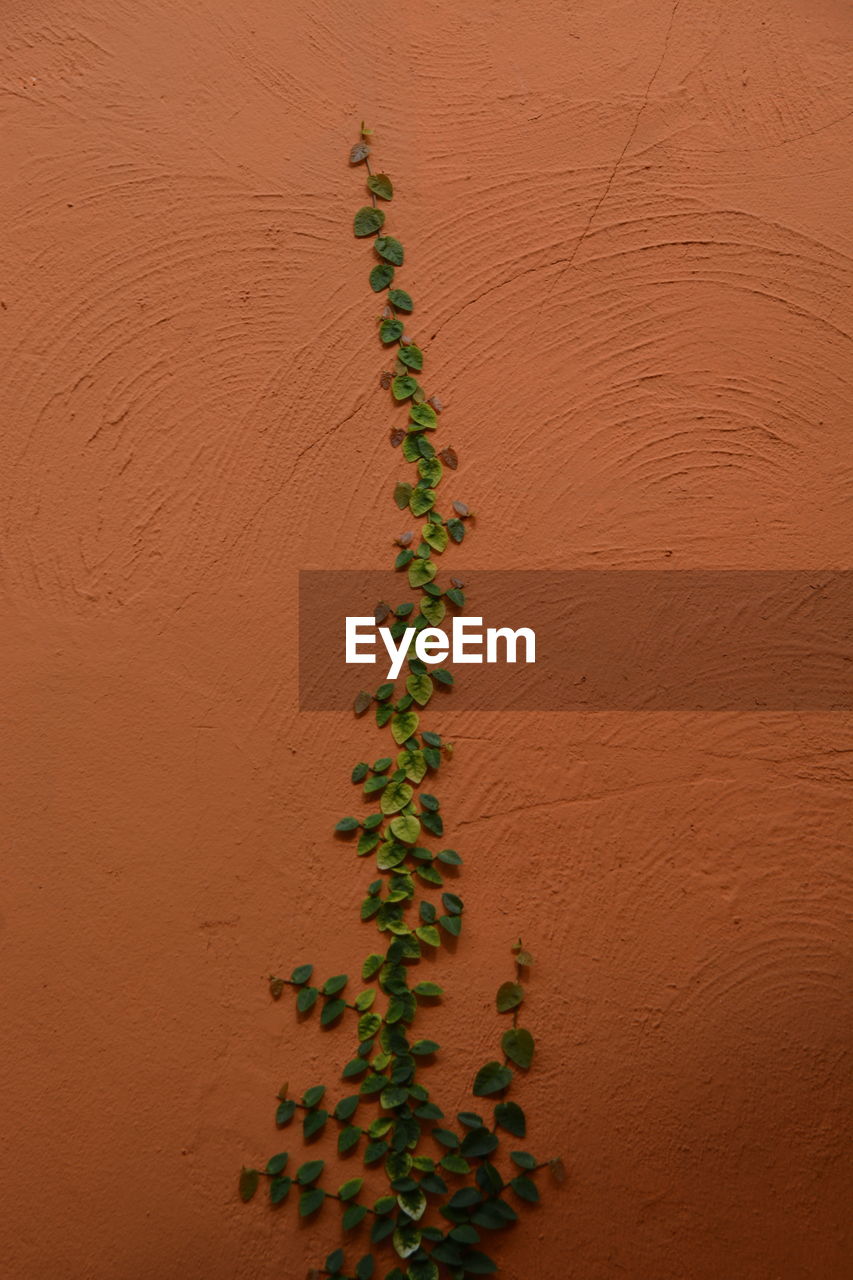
left=1, top=2, right=851, bottom=1277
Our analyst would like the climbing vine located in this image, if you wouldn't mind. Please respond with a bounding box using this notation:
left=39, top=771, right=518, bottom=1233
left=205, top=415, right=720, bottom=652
left=240, top=124, right=561, bottom=1280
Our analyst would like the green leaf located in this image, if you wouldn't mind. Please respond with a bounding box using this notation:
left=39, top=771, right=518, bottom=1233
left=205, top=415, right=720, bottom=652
left=389, top=814, right=421, bottom=843
left=398, top=345, right=423, bottom=371
left=502, top=1027, right=535, bottom=1069
left=496, top=981, right=524, bottom=1013
left=392, top=374, right=419, bottom=401
left=441, top=1153, right=471, bottom=1175
left=362, top=953, right=383, bottom=980
left=296, top=986, right=318, bottom=1013
left=457, top=1252, right=497, bottom=1274
left=352, top=762, right=369, bottom=783
left=406, top=673, right=433, bottom=706
left=394, top=482, right=413, bottom=510
left=321, top=998, right=346, bottom=1027
left=391, top=710, right=419, bottom=744
left=354, top=206, right=385, bottom=236
left=326, top=1248, right=345, bottom=1274
left=446, top=587, right=465, bottom=608
left=290, top=963, right=313, bottom=985
left=344, top=1202, right=369, bottom=1229
left=441, top=891, right=463, bottom=914
left=410, top=488, right=436, bottom=517
left=421, top=520, right=447, bottom=551
left=473, top=1062, right=513, bottom=1097
left=510, top=1175, right=540, bottom=1204
left=421, top=811, right=444, bottom=837
left=302, top=1085, right=326, bottom=1108
left=336, top=1095, right=360, bottom=1121
left=494, top=1100, right=526, bottom=1138
left=407, top=559, right=436, bottom=588
left=380, top=319, right=404, bottom=343
left=409, top=403, right=437, bottom=430
left=411, top=1039, right=440, bottom=1055
left=339, top=1176, right=364, bottom=1201
left=460, top=1127, right=499, bottom=1158
left=266, top=1152, right=288, bottom=1175
left=358, top=1012, right=382, bottom=1041
left=367, top=172, right=393, bottom=199
left=389, top=288, right=413, bottom=312
left=433, top=669, right=454, bottom=688
left=392, top=1223, right=422, bottom=1259
left=414, top=981, right=443, bottom=997
left=338, top=1125, right=362, bottom=1155
left=510, top=1150, right=537, bottom=1169
left=447, top=518, right=465, bottom=543
left=369, top=263, right=394, bottom=291
left=437, top=847, right=461, bottom=864
left=415, top=924, right=441, bottom=948
left=397, top=1186, right=427, bottom=1221
left=381, top=779, right=414, bottom=814
left=355, top=1255, right=375, bottom=1280
left=342, top=1057, right=368, bottom=1079
left=296, top=1159, right=324, bottom=1185
left=376, top=235, right=404, bottom=265
left=298, top=1187, right=326, bottom=1216
left=323, top=974, right=348, bottom=996
left=397, top=748, right=427, bottom=784
left=275, top=1099, right=296, bottom=1126
left=440, top=914, right=462, bottom=936
left=420, top=596, right=446, bottom=626
left=269, top=1174, right=291, bottom=1204
left=238, top=1167, right=259, bottom=1202
left=335, top=816, right=360, bottom=833
left=303, top=1109, right=327, bottom=1139
left=354, top=988, right=376, bottom=1011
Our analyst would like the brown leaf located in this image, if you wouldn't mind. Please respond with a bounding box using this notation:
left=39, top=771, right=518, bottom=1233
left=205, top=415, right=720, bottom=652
left=396, top=531, right=414, bottom=547
left=452, top=500, right=470, bottom=518
left=349, top=142, right=370, bottom=164
left=276, top=1081, right=289, bottom=1100
left=428, top=396, right=444, bottom=414
left=389, top=428, right=405, bottom=447
left=269, top=977, right=285, bottom=1000
left=401, top=334, right=413, bottom=345
left=381, top=305, right=392, bottom=319
left=353, top=690, right=372, bottom=716
left=412, top=387, right=426, bottom=404
left=439, top=446, right=458, bottom=470
left=374, top=601, right=391, bottom=624
left=549, top=1158, right=568, bottom=1185
left=380, top=370, right=393, bottom=389
left=450, top=576, right=465, bottom=589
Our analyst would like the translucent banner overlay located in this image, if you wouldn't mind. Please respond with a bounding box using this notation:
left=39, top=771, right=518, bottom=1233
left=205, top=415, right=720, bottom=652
left=299, top=570, right=853, bottom=711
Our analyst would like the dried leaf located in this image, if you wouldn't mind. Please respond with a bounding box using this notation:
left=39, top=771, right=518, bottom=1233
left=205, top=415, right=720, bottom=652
left=389, top=428, right=405, bottom=447
left=412, top=387, right=426, bottom=404
left=349, top=142, right=370, bottom=164
left=452, top=500, right=470, bottom=518
left=374, top=602, right=391, bottom=625
left=380, top=370, right=393, bottom=389
left=428, top=396, right=444, bottom=414
left=439, top=446, right=458, bottom=470
left=401, top=334, right=413, bottom=346
left=353, top=690, right=372, bottom=717
left=269, top=977, right=285, bottom=1000
left=396, top=531, right=414, bottom=547
left=550, top=1157, right=567, bottom=1184
left=451, top=577, right=465, bottom=589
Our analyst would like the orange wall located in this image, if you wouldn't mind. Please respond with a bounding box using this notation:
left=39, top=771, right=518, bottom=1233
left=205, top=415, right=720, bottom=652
left=1, top=2, right=851, bottom=1277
